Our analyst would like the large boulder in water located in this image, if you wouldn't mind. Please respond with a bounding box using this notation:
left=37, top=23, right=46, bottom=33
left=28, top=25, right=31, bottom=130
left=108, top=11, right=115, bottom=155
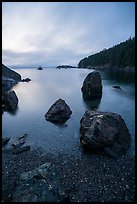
left=11, top=163, right=69, bottom=202
left=45, top=98, right=72, bottom=124
left=81, top=71, right=102, bottom=99
left=80, top=111, right=131, bottom=159
left=2, top=64, right=21, bottom=81
left=2, top=91, right=18, bottom=111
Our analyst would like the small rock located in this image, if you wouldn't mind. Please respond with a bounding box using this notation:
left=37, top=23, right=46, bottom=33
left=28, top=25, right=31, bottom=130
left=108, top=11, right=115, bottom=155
left=37, top=66, right=43, bottom=70
left=112, top=85, right=123, bottom=90
left=19, top=133, right=28, bottom=139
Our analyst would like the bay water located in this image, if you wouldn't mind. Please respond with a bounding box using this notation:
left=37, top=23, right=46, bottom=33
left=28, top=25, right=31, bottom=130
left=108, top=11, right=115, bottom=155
left=2, top=68, right=135, bottom=156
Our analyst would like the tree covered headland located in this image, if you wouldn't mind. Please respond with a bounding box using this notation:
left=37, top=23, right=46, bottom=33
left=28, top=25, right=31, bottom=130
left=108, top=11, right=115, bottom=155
left=78, top=37, right=135, bottom=69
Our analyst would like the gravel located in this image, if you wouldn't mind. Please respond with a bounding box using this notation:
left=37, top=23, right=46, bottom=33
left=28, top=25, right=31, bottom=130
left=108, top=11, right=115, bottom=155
left=2, top=147, right=135, bottom=202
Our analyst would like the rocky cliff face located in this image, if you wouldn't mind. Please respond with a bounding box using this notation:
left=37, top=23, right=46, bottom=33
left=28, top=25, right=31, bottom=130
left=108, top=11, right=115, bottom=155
left=2, top=64, right=21, bottom=81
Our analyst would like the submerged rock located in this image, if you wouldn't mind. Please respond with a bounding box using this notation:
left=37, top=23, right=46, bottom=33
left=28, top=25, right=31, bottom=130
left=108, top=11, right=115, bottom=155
left=2, top=134, right=30, bottom=155
left=112, top=85, right=123, bottom=90
left=81, top=71, right=103, bottom=100
left=80, top=111, right=131, bottom=159
left=45, top=98, right=72, bottom=124
left=12, top=163, right=69, bottom=202
left=11, top=134, right=28, bottom=148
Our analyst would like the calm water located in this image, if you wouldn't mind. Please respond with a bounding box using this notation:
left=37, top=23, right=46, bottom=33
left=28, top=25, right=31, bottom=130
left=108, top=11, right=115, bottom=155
left=2, top=68, right=135, bottom=156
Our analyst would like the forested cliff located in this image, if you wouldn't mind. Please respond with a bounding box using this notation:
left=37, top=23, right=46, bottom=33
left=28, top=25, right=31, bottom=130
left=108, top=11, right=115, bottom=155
left=78, top=37, right=135, bottom=69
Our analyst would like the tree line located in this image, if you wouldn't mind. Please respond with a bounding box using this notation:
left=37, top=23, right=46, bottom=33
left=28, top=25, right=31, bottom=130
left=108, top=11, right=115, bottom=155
left=78, top=37, right=135, bottom=69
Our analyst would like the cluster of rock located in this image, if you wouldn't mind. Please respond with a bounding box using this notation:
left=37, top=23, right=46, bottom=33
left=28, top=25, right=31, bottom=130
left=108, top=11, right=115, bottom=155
left=2, top=69, right=132, bottom=201
left=2, top=132, right=69, bottom=202
left=2, top=68, right=131, bottom=159
left=21, top=78, right=31, bottom=82
left=44, top=71, right=131, bottom=159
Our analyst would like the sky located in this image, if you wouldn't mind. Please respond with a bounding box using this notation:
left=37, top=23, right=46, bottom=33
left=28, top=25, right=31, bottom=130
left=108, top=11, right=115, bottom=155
left=2, top=2, right=135, bottom=68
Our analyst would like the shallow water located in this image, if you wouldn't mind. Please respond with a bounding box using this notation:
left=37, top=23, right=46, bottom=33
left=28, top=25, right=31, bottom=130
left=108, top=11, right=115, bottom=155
left=2, top=68, right=135, bottom=156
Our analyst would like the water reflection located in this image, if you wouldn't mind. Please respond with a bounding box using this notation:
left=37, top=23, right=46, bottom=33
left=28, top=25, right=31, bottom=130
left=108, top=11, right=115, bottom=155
left=2, top=105, right=19, bottom=115
left=105, top=70, right=135, bottom=83
left=82, top=97, right=101, bottom=111
left=7, top=105, right=19, bottom=115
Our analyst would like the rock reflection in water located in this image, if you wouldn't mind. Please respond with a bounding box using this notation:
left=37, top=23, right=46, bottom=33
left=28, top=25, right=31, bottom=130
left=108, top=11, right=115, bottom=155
left=82, top=97, right=101, bottom=111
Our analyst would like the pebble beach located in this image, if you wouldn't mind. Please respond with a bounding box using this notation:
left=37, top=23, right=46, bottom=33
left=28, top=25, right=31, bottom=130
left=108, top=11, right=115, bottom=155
left=2, top=146, right=135, bottom=202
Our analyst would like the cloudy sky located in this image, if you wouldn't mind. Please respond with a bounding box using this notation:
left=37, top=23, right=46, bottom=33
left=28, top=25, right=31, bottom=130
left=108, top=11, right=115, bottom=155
left=2, top=2, right=135, bottom=68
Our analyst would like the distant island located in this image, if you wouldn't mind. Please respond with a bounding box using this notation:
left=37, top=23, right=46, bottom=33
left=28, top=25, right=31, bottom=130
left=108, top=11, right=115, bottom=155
left=56, top=65, right=77, bottom=69
left=78, top=37, right=135, bottom=72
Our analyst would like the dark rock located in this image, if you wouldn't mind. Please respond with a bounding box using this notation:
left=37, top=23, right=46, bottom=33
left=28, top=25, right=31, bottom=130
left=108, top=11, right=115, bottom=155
left=12, top=146, right=30, bottom=155
left=11, top=134, right=27, bottom=148
left=56, top=65, right=77, bottom=69
left=45, top=98, right=72, bottom=124
left=11, top=140, right=25, bottom=148
left=19, top=133, right=28, bottom=139
left=2, top=137, right=10, bottom=146
left=37, top=66, right=43, bottom=70
left=2, top=64, right=21, bottom=113
left=112, top=85, right=123, bottom=90
left=11, top=163, right=69, bottom=202
left=2, top=91, right=18, bottom=111
left=81, top=71, right=103, bottom=100
left=80, top=111, right=131, bottom=158
left=21, top=78, right=31, bottom=82
left=2, top=63, right=21, bottom=81
left=2, top=76, right=18, bottom=93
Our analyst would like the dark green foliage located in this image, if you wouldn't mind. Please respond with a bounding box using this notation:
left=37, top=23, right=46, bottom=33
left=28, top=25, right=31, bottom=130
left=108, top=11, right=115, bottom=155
left=78, top=37, right=135, bottom=68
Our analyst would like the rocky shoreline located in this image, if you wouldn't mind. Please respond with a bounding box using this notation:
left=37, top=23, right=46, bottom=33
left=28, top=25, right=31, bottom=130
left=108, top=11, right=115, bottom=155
left=2, top=146, right=135, bottom=202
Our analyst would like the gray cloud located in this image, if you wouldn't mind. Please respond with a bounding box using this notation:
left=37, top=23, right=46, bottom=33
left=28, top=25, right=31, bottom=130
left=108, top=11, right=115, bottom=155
left=2, top=2, right=135, bottom=67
